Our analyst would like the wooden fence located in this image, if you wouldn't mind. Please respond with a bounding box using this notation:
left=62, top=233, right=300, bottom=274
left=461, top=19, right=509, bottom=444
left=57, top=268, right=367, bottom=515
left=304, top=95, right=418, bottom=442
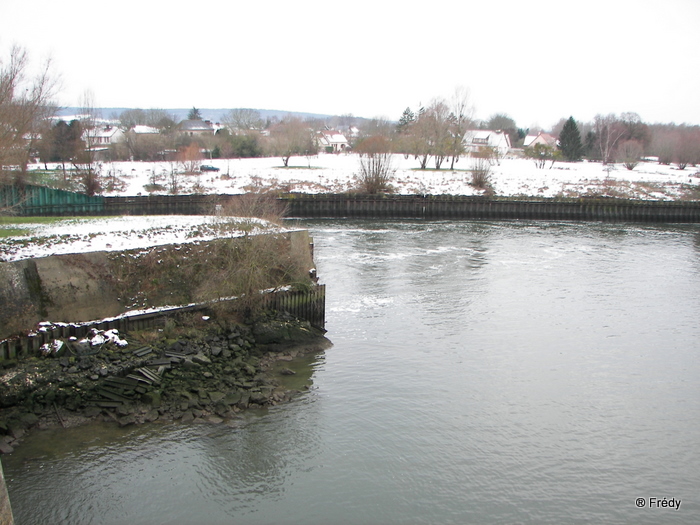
left=0, top=285, right=326, bottom=361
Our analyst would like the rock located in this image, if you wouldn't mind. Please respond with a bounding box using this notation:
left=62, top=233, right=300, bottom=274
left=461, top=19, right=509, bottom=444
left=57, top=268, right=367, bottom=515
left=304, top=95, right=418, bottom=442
left=118, top=415, right=136, bottom=427
left=249, top=391, right=268, bottom=405
left=280, top=368, right=296, bottom=375
left=141, top=391, right=161, bottom=407
left=192, top=354, right=211, bottom=365
left=237, top=393, right=250, bottom=409
left=84, top=407, right=102, bottom=418
left=0, top=442, right=14, bottom=454
left=211, top=346, right=222, bottom=357
left=208, top=391, right=225, bottom=404
left=182, top=358, right=198, bottom=368
left=180, top=411, right=195, bottom=423
left=116, top=405, right=133, bottom=417
left=8, top=424, right=25, bottom=440
left=20, top=413, right=39, bottom=427
left=213, top=404, right=229, bottom=417
left=144, top=409, right=159, bottom=422
left=224, top=392, right=242, bottom=405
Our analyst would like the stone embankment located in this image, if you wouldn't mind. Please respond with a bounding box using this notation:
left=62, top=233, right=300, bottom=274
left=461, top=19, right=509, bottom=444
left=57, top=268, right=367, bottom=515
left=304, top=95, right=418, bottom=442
left=0, top=313, right=331, bottom=454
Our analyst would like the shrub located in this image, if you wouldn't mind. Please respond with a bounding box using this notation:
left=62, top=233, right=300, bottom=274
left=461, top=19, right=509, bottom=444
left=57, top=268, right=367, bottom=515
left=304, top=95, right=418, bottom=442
left=354, top=136, right=395, bottom=194
left=470, top=158, right=492, bottom=190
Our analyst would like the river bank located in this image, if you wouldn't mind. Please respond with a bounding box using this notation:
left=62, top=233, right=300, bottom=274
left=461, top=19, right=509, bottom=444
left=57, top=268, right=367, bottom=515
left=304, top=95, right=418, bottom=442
left=0, top=312, right=331, bottom=454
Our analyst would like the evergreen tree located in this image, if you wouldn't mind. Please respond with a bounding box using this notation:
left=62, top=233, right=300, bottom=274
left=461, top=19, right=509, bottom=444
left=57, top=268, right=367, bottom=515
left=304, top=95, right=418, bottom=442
left=188, top=107, right=202, bottom=120
left=558, top=116, right=583, bottom=161
left=397, top=107, right=415, bottom=133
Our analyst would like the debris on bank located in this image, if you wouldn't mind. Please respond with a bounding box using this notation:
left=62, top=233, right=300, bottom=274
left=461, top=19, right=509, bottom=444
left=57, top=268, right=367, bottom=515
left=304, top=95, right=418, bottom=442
left=0, top=313, right=331, bottom=454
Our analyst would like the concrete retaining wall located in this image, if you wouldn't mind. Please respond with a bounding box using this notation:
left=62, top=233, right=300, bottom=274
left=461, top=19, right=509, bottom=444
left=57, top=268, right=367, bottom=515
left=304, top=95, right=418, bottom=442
left=0, top=230, right=316, bottom=341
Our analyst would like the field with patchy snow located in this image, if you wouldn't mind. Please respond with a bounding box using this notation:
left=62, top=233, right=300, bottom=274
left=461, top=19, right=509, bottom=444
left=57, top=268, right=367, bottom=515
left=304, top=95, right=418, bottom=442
left=0, top=215, right=278, bottom=262
left=7, top=154, right=699, bottom=262
left=70, top=153, right=700, bottom=201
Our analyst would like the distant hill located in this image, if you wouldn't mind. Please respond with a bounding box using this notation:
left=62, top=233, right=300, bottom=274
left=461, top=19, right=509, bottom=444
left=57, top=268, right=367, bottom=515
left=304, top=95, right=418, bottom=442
left=56, top=107, right=335, bottom=123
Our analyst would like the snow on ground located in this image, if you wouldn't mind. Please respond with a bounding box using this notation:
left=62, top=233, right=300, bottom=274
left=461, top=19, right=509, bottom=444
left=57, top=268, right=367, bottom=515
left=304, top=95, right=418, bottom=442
left=7, top=153, right=699, bottom=262
left=0, top=215, right=277, bottom=263
left=73, top=153, right=700, bottom=201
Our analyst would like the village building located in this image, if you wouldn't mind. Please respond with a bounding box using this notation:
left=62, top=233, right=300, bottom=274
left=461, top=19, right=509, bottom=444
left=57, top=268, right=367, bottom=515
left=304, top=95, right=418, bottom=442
left=317, top=129, right=349, bottom=153
left=523, top=131, right=558, bottom=148
left=463, top=130, right=512, bottom=156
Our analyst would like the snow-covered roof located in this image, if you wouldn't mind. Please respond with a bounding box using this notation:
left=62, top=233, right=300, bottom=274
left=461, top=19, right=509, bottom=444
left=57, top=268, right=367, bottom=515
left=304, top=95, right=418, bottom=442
left=463, top=129, right=511, bottom=150
left=524, top=132, right=557, bottom=148
left=131, top=125, right=160, bottom=135
left=92, top=126, right=121, bottom=139
left=318, top=130, right=348, bottom=145
left=179, top=119, right=215, bottom=133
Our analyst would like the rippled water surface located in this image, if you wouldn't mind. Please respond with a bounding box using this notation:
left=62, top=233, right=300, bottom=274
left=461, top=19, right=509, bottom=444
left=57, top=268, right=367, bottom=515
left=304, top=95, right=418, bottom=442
left=5, top=220, right=700, bottom=524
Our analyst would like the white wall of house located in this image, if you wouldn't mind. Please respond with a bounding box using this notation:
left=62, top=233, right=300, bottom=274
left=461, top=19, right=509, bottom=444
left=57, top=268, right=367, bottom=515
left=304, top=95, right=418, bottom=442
left=463, top=130, right=511, bottom=156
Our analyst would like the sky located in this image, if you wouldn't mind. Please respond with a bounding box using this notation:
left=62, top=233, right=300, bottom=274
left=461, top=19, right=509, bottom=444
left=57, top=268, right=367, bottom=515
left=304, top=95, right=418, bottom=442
left=2, top=0, right=700, bottom=129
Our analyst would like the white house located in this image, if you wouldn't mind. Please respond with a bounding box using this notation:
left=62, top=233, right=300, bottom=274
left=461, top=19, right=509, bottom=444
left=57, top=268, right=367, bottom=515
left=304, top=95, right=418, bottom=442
left=463, top=130, right=511, bottom=156
left=317, top=129, right=349, bottom=152
left=85, top=124, right=124, bottom=147
left=523, top=132, right=557, bottom=148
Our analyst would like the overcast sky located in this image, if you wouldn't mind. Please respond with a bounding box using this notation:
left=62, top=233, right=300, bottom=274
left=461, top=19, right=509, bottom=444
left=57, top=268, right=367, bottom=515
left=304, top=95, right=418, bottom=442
left=2, top=0, right=699, bottom=128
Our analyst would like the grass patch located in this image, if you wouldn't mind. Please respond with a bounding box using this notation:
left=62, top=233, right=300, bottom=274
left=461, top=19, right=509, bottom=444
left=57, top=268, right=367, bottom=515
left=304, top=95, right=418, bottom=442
left=0, top=216, right=110, bottom=226
left=0, top=216, right=118, bottom=238
left=0, top=227, right=30, bottom=237
left=0, top=216, right=67, bottom=225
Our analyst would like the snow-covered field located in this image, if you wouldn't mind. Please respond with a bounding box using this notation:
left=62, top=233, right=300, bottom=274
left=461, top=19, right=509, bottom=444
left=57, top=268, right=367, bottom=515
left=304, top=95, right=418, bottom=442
left=0, top=215, right=277, bottom=262
left=79, top=153, right=700, bottom=201
left=5, top=153, right=698, bottom=263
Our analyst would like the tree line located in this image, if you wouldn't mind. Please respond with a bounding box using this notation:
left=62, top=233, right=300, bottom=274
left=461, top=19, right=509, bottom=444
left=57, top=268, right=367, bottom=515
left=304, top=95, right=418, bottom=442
left=2, top=46, right=700, bottom=198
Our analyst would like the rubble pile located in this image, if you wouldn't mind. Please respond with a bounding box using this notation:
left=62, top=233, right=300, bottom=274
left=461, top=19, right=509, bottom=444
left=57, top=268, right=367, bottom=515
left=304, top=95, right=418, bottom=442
left=0, top=313, right=330, bottom=454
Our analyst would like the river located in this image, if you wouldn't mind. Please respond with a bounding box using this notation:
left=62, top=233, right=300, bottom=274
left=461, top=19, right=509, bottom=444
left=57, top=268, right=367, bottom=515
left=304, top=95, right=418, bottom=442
left=4, top=219, right=700, bottom=524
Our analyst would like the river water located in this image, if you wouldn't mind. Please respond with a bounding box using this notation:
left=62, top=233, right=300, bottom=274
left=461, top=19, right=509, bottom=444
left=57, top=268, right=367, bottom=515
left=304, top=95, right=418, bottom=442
left=4, top=220, right=700, bottom=524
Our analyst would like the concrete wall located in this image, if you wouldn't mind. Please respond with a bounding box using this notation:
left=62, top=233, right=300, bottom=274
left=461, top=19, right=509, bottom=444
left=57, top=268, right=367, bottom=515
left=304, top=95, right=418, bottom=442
left=0, top=230, right=314, bottom=341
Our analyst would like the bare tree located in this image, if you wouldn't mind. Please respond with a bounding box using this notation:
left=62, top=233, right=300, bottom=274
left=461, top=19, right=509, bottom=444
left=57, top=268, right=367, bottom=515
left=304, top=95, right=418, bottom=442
left=73, top=89, right=102, bottom=195
left=222, top=108, right=263, bottom=132
left=615, top=139, right=644, bottom=170
left=402, top=99, right=453, bottom=169
left=177, top=143, right=203, bottom=174
left=265, top=117, right=317, bottom=167
left=448, top=86, right=475, bottom=169
left=593, top=113, right=626, bottom=165
left=0, top=45, right=58, bottom=183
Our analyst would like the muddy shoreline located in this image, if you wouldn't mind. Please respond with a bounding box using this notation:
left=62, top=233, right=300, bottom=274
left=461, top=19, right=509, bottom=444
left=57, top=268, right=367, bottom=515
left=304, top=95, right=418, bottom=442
left=0, top=313, right=331, bottom=454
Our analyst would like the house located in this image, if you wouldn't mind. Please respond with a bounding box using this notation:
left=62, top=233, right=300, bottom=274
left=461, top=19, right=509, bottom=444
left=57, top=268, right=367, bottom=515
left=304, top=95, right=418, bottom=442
left=463, top=130, right=511, bottom=156
left=317, top=129, right=349, bottom=153
left=178, top=119, right=216, bottom=136
left=86, top=124, right=124, bottom=147
left=523, top=132, right=557, bottom=148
